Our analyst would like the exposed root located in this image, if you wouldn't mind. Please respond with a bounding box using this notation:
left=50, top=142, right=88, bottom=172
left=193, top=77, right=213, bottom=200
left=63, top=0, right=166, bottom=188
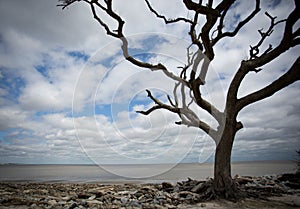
left=168, top=174, right=300, bottom=203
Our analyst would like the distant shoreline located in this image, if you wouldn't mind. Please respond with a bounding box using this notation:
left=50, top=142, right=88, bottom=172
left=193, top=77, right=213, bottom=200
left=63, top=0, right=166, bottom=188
left=0, top=159, right=294, bottom=166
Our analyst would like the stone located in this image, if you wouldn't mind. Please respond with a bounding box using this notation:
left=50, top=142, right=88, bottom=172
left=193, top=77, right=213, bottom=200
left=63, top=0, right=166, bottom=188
left=23, top=189, right=32, bottom=194
left=120, top=197, right=128, bottom=204
left=48, top=199, right=57, bottom=205
left=57, top=200, right=66, bottom=205
left=62, top=196, right=72, bottom=201
left=68, top=202, right=78, bottom=209
left=77, top=193, right=90, bottom=199
left=87, top=199, right=102, bottom=205
left=200, top=203, right=206, bottom=207
left=40, top=189, right=48, bottom=194
left=129, top=200, right=142, bottom=208
left=88, top=195, right=96, bottom=200
left=162, top=182, right=173, bottom=191
left=118, top=190, right=137, bottom=195
left=87, top=189, right=105, bottom=197
left=164, top=203, right=177, bottom=209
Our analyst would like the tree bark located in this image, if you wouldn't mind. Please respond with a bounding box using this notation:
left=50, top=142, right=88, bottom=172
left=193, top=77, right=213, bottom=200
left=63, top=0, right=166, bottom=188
left=213, top=118, right=237, bottom=198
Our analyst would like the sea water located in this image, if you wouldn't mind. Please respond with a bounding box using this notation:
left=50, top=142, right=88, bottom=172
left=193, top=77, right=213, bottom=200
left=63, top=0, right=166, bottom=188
left=0, top=161, right=296, bottom=183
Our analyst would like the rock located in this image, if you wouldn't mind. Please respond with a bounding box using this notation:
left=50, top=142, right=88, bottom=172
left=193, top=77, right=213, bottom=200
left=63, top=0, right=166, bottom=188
left=88, top=195, right=96, bottom=200
left=48, top=199, right=57, bottom=205
left=120, top=197, right=128, bottom=204
left=77, top=193, right=90, bottom=199
left=118, top=190, right=137, bottom=195
left=68, top=202, right=78, bottom=209
left=129, top=200, right=142, bottom=208
left=40, top=189, right=49, bottom=194
left=200, top=203, right=206, bottom=207
left=164, top=203, right=177, bottom=209
left=0, top=191, right=13, bottom=195
left=57, top=200, right=66, bottom=205
left=153, top=204, right=165, bottom=209
left=162, top=182, right=173, bottom=192
left=23, top=189, right=32, bottom=194
left=87, top=199, right=103, bottom=206
left=87, top=188, right=106, bottom=197
left=61, top=196, right=72, bottom=201
left=137, top=194, right=145, bottom=200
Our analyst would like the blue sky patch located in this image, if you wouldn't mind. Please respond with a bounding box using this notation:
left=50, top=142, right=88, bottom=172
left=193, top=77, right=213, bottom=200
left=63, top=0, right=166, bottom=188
left=0, top=128, right=19, bottom=143
left=138, top=34, right=169, bottom=51
left=35, top=65, right=52, bottom=82
left=0, top=131, right=7, bottom=141
left=0, top=67, right=25, bottom=102
left=67, top=50, right=89, bottom=62
left=94, top=104, right=113, bottom=121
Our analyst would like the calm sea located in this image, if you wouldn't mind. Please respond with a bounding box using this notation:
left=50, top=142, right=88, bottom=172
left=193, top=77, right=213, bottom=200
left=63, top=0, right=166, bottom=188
left=0, top=161, right=296, bottom=183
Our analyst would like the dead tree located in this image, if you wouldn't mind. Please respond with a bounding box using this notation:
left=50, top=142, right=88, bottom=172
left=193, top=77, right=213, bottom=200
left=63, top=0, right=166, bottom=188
left=59, top=0, right=300, bottom=198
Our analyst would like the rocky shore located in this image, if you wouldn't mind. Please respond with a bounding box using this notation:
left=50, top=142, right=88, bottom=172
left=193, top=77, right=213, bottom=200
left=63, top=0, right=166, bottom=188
left=0, top=173, right=299, bottom=209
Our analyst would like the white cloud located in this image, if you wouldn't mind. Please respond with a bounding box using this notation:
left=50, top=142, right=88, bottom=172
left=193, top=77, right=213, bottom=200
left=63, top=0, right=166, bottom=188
left=0, top=0, right=299, bottom=165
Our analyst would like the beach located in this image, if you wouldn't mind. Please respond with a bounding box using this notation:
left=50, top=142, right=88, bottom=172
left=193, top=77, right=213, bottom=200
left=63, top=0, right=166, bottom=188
left=0, top=174, right=299, bottom=208
left=0, top=161, right=299, bottom=208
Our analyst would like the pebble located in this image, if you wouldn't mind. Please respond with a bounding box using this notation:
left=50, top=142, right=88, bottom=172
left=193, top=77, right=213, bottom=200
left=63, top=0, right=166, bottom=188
left=88, top=195, right=96, bottom=200
left=48, top=199, right=57, bottom=205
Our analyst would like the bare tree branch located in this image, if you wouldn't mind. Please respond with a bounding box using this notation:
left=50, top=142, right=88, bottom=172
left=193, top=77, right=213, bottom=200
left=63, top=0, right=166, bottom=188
left=145, top=0, right=193, bottom=24
left=249, top=12, right=286, bottom=60
left=59, top=0, right=300, bottom=194
left=212, top=0, right=260, bottom=46
left=57, top=0, right=79, bottom=9
left=176, top=115, right=218, bottom=140
left=136, top=89, right=218, bottom=140
left=136, top=89, right=180, bottom=115
left=183, top=0, right=219, bottom=16
left=247, top=1, right=299, bottom=68
left=188, top=12, right=203, bottom=50
left=237, top=56, right=300, bottom=111
left=59, top=0, right=226, bottom=129
left=226, top=1, right=299, bottom=110
left=120, top=37, right=188, bottom=85
left=89, top=1, right=121, bottom=38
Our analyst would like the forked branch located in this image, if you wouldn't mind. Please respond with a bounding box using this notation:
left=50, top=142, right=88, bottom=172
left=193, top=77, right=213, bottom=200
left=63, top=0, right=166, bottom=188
left=237, top=57, right=300, bottom=111
left=58, top=0, right=299, bottom=143
left=249, top=12, right=286, bottom=60
left=137, top=89, right=218, bottom=140
left=212, top=0, right=260, bottom=46
left=227, top=1, right=299, bottom=107
left=136, top=90, right=181, bottom=115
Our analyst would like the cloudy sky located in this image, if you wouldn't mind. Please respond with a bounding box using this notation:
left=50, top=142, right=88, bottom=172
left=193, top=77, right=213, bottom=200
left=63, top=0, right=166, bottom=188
left=0, top=0, right=299, bottom=165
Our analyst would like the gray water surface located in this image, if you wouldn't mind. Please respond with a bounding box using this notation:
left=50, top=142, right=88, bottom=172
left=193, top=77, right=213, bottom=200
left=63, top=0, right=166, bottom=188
left=0, top=161, right=296, bottom=183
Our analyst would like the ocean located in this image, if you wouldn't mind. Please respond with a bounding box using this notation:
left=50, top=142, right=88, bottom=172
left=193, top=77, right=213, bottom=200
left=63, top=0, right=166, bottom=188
left=0, top=161, right=296, bottom=183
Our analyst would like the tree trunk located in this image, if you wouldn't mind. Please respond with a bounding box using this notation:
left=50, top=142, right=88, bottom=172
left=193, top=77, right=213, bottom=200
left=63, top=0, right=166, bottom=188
left=213, top=120, right=237, bottom=198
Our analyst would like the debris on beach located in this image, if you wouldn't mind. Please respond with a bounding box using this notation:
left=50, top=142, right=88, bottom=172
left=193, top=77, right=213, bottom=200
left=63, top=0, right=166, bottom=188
left=0, top=173, right=299, bottom=209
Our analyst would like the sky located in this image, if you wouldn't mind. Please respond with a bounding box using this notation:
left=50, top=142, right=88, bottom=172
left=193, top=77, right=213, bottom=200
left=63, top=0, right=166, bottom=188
left=0, top=0, right=299, bottom=165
